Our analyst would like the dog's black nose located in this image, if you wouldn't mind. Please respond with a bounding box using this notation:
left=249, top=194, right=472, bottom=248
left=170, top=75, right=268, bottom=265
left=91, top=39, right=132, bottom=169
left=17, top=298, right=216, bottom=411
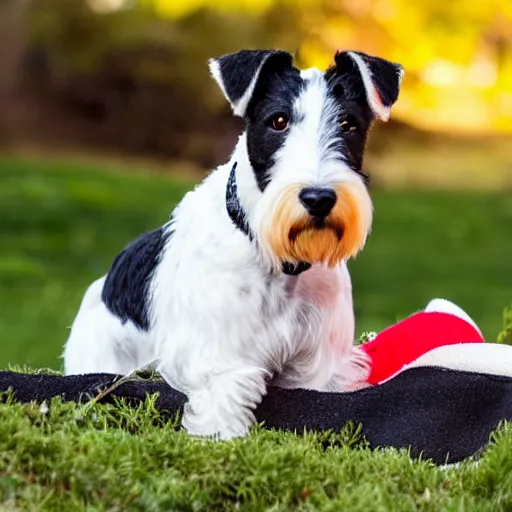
left=299, top=188, right=337, bottom=218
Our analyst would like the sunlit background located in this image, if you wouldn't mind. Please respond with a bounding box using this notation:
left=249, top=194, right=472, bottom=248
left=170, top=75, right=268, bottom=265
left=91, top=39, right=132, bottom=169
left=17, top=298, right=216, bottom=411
left=0, top=0, right=511, bottom=368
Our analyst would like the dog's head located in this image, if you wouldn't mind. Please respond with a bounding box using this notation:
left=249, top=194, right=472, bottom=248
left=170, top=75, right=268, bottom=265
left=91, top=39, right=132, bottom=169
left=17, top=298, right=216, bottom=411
left=209, top=49, right=403, bottom=270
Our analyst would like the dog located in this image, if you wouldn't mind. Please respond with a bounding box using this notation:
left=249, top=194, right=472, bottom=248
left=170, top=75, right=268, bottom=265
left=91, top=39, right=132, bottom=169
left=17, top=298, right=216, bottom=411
left=62, top=48, right=403, bottom=440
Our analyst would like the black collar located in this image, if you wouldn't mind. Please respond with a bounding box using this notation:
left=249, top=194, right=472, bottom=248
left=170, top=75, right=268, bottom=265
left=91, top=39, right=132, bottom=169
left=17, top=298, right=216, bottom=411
left=226, top=162, right=311, bottom=276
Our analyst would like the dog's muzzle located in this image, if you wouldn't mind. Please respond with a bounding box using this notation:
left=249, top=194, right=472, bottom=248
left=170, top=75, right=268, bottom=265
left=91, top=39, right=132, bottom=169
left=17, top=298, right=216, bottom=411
left=262, top=181, right=373, bottom=268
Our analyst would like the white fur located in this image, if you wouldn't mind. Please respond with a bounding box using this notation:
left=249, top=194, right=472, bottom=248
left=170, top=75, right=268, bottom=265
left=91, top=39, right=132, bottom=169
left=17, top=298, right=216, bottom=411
left=63, top=68, right=378, bottom=440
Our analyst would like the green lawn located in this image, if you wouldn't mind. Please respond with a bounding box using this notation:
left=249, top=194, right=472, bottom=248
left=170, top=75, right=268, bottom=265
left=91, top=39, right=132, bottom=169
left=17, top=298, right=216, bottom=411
left=1, top=154, right=512, bottom=510
left=1, top=154, right=510, bottom=369
left=1, top=386, right=512, bottom=511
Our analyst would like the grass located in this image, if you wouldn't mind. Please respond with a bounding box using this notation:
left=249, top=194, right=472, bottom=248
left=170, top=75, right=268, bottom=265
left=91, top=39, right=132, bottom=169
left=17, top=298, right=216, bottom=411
left=3, top=385, right=512, bottom=510
left=1, top=153, right=512, bottom=509
left=0, top=155, right=192, bottom=369
left=1, top=153, right=511, bottom=368
left=498, top=304, right=512, bottom=346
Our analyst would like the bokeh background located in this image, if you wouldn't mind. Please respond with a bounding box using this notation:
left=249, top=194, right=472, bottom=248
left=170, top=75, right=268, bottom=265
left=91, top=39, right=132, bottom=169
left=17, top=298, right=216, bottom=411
left=1, top=0, right=511, bottom=369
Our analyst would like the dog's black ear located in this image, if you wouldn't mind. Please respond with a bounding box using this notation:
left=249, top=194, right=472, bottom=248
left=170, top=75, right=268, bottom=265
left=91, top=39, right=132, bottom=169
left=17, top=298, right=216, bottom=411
left=334, top=50, right=404, bottom=121
left=208, top=49, right=294, bottom=117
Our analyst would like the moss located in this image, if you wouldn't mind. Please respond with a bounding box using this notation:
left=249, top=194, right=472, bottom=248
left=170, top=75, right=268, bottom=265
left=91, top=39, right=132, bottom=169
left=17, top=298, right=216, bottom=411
left=1, top=382, right=512, bottom=510
left=497, top=304, right=512, bottom=346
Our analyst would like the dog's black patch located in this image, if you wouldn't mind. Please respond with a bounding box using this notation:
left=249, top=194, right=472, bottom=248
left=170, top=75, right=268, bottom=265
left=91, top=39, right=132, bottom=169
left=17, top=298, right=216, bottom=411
left=216, top=50, right=292, bottom=107
left=349, top=51, right=402, bottom=108
left=102, top=226, right=172, bottom=331
left=324, top=55, right=374, bottom=177
left=245, top=60, right=304, bottom=191
left=212, top=49, right=302, bottom=191
left=323, top=51, right=401, bottom=179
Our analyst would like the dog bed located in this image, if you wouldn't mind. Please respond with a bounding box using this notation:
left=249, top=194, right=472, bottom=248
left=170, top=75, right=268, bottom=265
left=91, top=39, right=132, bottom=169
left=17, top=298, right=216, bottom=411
left=2, top=298, right=511, bottom=465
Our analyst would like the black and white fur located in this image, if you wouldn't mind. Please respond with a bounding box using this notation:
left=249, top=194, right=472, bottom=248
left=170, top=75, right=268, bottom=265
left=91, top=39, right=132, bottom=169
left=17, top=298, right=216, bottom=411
left=63, top=49, right=403, bottom=439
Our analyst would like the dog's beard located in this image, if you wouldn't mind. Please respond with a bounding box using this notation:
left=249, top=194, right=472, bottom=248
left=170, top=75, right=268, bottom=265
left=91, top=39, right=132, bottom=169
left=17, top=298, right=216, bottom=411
left=260, top=181, right=373, bottom=269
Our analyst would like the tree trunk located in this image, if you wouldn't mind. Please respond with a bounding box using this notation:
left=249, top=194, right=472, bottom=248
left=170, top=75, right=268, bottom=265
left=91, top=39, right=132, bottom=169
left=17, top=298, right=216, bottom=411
left=0, top=0, right=32, bottom=141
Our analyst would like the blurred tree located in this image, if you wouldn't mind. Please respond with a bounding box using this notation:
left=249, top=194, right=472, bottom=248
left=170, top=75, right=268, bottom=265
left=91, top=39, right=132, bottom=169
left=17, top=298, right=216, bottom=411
left=149, top=0, right=512, bottom=134
left=0, top=0, right=33, bottom=142
left=0, top=0, right=32, bottom=92
left=0, top=0, right=510, bottom=166
left=17, top=0, right=304, bottom=164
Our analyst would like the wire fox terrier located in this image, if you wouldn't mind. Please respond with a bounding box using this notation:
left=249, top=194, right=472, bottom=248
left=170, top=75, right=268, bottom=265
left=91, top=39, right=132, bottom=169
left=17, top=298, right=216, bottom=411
left=63, top=48, right=404, bottom=439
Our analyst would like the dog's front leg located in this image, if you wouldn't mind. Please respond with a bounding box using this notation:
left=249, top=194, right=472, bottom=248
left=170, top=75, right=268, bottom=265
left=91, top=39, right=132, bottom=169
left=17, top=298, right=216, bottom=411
left=184, top=366, right=270, bottom=440
left=323, top=274, right=371, bottom=391
left=158, top=353, right=270, bottom=440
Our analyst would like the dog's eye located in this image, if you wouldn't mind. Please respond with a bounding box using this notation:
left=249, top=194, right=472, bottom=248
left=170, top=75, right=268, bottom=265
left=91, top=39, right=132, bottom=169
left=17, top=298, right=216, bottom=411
left=340, top=116, right=358, bottom=133
left=271, top=114, right=289, bottom=131
left=333, top=84, right=344, bottom=98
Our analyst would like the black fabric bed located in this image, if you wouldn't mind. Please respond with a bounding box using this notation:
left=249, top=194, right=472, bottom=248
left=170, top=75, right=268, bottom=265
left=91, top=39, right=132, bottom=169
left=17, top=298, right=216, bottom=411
left=1, top=366, right=510, bottom=465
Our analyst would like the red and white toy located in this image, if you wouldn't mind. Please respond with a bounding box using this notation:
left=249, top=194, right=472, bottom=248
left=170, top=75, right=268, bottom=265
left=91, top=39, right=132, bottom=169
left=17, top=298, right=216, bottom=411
left=359, top=298, right=508, bottom=386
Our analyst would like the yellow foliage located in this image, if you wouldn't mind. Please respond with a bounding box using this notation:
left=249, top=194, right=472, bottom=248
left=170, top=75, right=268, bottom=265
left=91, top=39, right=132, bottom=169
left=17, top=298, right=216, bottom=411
left=152, top=0, right=274, bottom=19
left=149, top=0, right=512, bottom=134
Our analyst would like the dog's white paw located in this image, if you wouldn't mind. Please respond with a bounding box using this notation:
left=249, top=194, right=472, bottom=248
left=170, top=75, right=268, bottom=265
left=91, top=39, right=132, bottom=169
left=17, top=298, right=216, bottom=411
left=182, top=406, right=253, bottom=441
left=181, top=397, right=255, bottom=441
left=175, top=367, right=267, bottom=441
left=183, top=421, right=250, bottom=441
